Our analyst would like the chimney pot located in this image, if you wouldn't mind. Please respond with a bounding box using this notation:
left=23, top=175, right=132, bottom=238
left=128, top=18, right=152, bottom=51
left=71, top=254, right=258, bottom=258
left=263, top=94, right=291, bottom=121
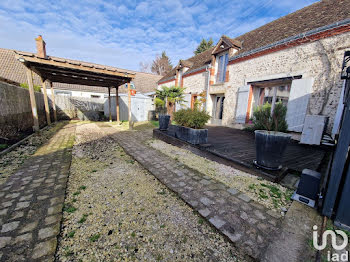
left=35, top=35, right=47, bottom=59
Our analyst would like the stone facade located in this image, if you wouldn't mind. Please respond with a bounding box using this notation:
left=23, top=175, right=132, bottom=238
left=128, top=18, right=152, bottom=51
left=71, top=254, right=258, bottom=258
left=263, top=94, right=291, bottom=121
left=182, top=70, right=208, bottom=94
left=224, top=31, right=350, bottom=132
left=158, top=79, right=175, bottom=88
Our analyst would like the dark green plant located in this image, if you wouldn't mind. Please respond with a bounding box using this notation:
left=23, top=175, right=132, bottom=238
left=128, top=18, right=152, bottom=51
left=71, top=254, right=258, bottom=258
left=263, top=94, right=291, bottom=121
left=174, top=108, right=211, bottom=129
left=252, top=102, right=288, bottom=132
left=155, top=86, right=186, bottom=119
left=20, top=83, right=42, bottom=93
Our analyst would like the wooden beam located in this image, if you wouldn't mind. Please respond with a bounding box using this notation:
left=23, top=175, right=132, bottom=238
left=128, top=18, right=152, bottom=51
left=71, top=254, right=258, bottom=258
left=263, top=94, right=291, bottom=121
left=115, top=87, right=119, bottom=122
left=48, top=81, right=57, bottom=122
left=15, top=54, right=136, bottom=79
left=25, top=68, right=40, bottom=131
left=108, top=87, right=112, bottom=122
left=128, top=82, right=132, bottom=130
left=40, top=77, right=51, bottom=125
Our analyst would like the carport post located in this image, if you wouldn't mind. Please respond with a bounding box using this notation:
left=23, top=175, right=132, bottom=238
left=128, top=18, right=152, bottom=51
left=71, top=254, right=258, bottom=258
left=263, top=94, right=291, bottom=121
left=40, top=77, right=51, bottom=125
left=48, top=81, right=57, bottom=122
left=115, top=87, right=119, bottom=122
left=108, top=87, right=112, bottom=122
left=128, top=82, right=132, bottom=130
left=25, top=67, right=40, bottom=131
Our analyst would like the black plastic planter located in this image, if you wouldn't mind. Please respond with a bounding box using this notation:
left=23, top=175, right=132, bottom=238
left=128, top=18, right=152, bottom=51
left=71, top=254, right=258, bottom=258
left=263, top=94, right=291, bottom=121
left=159, top=115, right=170, bottom=130
left=173, top=125, right=208, bottom=145
left=254, top=130, right=291, bottom=170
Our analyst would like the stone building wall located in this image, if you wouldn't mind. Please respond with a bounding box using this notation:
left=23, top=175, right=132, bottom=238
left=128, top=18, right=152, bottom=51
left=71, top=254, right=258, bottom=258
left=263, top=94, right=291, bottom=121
left=158, top=79, right=175, bottom=88
left=223, top=31, right=350, bottom=132
left=182, top=71, right=207, bottom=94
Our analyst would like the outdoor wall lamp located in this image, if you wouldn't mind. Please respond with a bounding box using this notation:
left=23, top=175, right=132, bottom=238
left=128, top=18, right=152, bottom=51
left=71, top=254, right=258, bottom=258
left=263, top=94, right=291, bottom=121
left=18, top=57, right=25, bottom=63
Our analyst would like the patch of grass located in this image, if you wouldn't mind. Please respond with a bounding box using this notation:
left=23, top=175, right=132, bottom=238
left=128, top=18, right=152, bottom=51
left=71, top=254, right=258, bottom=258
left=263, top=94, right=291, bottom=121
left=157, top=190, right=166, bottom=195
left=79, top=185, right=87, bottom=190
left=160, top=224, right=166, bottom=228
left=150, top=120, right=159, bottom=128
left=131, top=232, right=136, bottom=237
left=64, top=204, right=77, bottom=213
left=67, top=230, right=75, bottom=238
left=78, top=214, right=88, bottom=224
left=127, top=160, right=135, bottom=164
left=73, top=191, right=80, bottom=196
left=63, top=247, right=74, bottom=257
left=92, top=169, right=97, bottom=173
left=89, top=233, right=100, bottom=242
left=249, top=184, right=256, bottom=190
left=198, top=218, right=204, bottom=225
left=156, top=254, right=163, bottom=261
left=72, top=198, right=77, bottom=203
left=0, top=144, right=8, bottom=150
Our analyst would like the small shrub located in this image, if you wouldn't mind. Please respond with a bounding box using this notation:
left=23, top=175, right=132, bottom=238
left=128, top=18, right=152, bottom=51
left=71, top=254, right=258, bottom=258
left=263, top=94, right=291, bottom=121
left=251, top=102, right=288, bottom=132
left=174, top=108, right=211, bottom=129
left=67, top=231, right=75, bottom=238
left=20, top=83, right=42, bottom=93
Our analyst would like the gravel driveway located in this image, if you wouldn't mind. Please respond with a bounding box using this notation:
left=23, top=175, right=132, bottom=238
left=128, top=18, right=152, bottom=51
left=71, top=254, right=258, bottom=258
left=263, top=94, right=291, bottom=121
left=56, top=122, right=250, bottom=261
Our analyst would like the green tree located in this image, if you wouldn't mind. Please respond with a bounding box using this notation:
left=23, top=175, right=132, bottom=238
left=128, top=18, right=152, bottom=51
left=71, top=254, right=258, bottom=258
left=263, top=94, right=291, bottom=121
left=194, top=38, right=214, bottom=55
left=151, top=51, right=173, bottom=76
left=155, top=86, right=186, bottom=119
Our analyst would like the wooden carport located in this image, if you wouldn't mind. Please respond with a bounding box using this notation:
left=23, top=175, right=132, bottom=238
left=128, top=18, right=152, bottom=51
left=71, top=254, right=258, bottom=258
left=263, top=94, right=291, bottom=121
left=14, top=44, right=135, bottom=131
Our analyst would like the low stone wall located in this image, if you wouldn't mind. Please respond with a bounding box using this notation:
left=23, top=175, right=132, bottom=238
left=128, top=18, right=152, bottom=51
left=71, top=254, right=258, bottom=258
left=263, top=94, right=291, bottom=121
left=0, top=81, right=47, bottom=141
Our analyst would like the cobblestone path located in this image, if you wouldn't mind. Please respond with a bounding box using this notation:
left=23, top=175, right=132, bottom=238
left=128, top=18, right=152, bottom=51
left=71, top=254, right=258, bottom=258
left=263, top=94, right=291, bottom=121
left=0, top=123, right=76, bottom=262
left=109, top=128, right=282, bottom=260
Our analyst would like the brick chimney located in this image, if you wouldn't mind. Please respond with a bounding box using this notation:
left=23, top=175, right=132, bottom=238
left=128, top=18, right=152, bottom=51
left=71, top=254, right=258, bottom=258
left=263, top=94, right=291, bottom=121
left=35, top=35, right=47, bottom=59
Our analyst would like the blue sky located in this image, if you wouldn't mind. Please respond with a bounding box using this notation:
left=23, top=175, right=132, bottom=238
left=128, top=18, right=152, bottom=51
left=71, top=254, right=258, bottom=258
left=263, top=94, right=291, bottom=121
left=0, top=0, right=318, bottom=71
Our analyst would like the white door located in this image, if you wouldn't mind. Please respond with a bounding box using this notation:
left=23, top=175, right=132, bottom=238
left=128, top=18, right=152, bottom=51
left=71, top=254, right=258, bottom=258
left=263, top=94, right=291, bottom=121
left=235, top=85, right=250, bottom=123
left=286, top=78, right=313, bottom=132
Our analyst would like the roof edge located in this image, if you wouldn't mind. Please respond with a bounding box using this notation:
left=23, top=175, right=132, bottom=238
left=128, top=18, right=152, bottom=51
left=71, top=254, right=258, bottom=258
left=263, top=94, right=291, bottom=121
left=229, top=18, right=350, bottom=63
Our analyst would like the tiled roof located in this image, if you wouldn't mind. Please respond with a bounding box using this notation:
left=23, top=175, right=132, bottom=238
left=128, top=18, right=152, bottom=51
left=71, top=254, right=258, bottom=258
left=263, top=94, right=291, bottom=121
left=159, top=0, right=350, bottom=83
left=0, top=48, right=162, bottom=94
left=233, top=0, right=350, bottom=58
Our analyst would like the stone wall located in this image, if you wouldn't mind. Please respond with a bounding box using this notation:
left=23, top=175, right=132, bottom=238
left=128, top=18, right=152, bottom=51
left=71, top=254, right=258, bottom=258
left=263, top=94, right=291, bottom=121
left=224, top=31, right=350, bottom=132
left=158, top=80, right=175, bottom=88
left=0, top=81, right=47, bottom=140
left=182, top=71, right=207, bottom=94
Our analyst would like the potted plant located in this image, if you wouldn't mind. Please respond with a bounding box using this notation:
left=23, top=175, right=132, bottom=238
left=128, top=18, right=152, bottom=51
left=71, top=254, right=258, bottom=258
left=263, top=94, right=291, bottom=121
left=252, top=102, right=291, bottom=170
left=155, top=86, right=186, bottom=131
left=173, top=108, right=211, bottom=144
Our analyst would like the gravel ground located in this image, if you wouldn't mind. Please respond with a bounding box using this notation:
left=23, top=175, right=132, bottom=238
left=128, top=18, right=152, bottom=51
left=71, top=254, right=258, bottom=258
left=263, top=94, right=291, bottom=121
left=57, top=122, right=250, bottom=262
left=0, top=121, right=68, bottom=186
left=148, top=139, right=292, bottom=213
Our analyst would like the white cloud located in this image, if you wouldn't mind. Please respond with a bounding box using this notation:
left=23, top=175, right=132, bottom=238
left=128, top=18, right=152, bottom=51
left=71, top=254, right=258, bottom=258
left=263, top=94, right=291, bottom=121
left=0, top=0, right=318, bottom=71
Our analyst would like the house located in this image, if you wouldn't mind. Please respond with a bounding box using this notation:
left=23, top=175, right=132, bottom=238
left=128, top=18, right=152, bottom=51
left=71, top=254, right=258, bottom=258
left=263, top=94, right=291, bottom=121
left=158, top=0, right=350, bottom=136
left=0, top=47, right=162, bottom=99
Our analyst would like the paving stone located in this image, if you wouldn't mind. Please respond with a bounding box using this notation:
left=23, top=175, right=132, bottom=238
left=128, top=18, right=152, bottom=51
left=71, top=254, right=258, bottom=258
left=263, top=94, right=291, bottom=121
left=254, top=210, right=266, bottom=220
left=15, top=233, right=32, bottom=243
left=205, top=191, right=215, bottom=197
left=19, top=194, right=33, bottom=201
left=200, top=179, right=211, bottom=185
left=198, top=208, right=211, bottom=217
left=37, top=195, right=49, bottom=200
left=222, top=230, right=242, bottom=243
left=32, top=239, right=57, bottom=259
left=15, top=201, right=30, bottom=210
left=200, top=197, right=213, bottom=206
left=45, top=215, right=60, bottom=225
left=5, top=193, right=20, bottom=199
left=1, top=221, right=20, bottom=232
left=238, top=193, right=251, bottom=203
left=227, top=188, right=239, bottom=195
left=209, top=216, right=226, bottom=229
left=19, top=221, right=38, bottom=234
left=267, top=210, right=281, bottom=219
left=178, top=182, right=186, bottom=187
left=2, top=201, right=13, bottom=208
left=38, top=225, right=60, bottom=240
left=0, top=237, right=12, bottom=248
left=0, top=209, right=8, bottom=216
left=48, top=204, right=63, bottom=215
left=11, top=211, right=24, bottom=220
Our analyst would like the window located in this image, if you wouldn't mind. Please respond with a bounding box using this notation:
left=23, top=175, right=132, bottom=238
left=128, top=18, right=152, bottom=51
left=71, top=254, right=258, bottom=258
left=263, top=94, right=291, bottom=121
left=257, top=85, right=291, bottom=107
left=216, top=53, right=228, bottom=83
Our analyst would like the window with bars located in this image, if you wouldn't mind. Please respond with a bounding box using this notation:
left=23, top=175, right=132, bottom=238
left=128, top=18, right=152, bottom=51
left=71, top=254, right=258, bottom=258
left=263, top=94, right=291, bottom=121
left=216, top=53, right=228, bottom=83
